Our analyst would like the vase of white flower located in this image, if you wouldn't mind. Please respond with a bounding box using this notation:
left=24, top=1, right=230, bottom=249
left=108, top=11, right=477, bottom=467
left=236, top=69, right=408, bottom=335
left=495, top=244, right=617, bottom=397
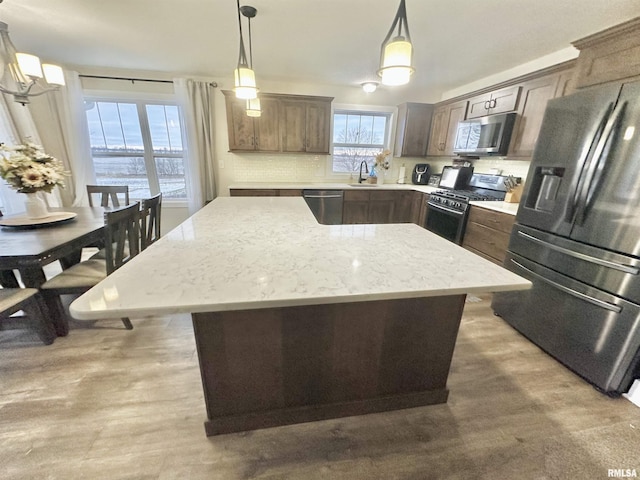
left=24, top=192, right=49, bottom=219
left=375, top=149, right=391, bottom=185
left=0, top=142, right=66, bottom=218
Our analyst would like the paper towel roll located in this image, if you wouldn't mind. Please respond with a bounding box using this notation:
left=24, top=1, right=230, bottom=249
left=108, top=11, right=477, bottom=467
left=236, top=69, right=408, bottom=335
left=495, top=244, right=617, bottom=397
left=397, top=165, right=406, bottom=184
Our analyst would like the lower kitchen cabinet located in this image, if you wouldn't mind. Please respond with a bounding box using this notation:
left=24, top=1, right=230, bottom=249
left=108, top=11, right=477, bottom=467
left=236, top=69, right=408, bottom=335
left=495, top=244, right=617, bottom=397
left=230, top=189, right=302, bottom=197
left=410, top=191, right=429, bottom=227
left=462, top=206, right=515, bottom=265
left=343, top=190, right=417, bottom=225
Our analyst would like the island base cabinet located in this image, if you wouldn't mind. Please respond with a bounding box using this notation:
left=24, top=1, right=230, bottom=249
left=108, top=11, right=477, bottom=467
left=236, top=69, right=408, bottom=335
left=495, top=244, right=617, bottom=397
left=192, top=294, right=466, bottom=436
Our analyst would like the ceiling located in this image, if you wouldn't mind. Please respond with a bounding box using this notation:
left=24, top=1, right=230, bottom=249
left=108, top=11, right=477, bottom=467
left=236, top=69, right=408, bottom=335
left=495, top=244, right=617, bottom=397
left=1, top=0, right=639, bottom=100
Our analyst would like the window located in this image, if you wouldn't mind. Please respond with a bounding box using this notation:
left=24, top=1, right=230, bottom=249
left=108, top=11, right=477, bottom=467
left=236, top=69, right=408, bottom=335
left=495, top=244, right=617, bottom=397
left=332, top=110, right=391, bottom=174
left=85, top=99, right=187, bottom=201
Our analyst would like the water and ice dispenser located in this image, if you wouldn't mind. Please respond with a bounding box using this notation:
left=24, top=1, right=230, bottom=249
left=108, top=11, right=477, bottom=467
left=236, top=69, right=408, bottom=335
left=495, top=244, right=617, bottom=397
left=525, top=167, right=565, bottom=212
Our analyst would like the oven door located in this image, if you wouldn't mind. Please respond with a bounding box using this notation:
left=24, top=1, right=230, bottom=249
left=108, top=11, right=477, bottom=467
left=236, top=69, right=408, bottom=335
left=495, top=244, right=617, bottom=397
left=425, top=201, right=468, bottom=244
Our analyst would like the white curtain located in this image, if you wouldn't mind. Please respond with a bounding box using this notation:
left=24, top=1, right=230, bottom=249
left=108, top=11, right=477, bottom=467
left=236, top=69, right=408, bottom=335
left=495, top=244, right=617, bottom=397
left=43, top=70, right=96, bottom=207
left=174, top=78, right=217, bottom=214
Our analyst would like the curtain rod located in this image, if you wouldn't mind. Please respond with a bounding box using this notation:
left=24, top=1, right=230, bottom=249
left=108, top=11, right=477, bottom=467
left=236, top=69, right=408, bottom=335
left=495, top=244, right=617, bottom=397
left=79, top=74, right=218, bottom=87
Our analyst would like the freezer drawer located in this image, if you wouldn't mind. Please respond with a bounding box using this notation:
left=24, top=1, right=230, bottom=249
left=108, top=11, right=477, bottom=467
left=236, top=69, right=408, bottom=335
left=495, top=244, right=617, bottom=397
left=509, top=223, right=640, bottom=304
left=492, top=252, right=640, bottom=394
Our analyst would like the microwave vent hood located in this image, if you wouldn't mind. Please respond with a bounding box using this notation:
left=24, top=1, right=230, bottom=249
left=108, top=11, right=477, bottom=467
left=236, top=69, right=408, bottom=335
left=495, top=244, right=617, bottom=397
left=453, top=112, right=516, bottom=157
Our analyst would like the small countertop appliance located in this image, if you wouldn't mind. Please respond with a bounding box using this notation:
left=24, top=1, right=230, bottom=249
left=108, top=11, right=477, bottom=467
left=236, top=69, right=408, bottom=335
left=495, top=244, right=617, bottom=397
left=412, top=164, right=430, bottom=185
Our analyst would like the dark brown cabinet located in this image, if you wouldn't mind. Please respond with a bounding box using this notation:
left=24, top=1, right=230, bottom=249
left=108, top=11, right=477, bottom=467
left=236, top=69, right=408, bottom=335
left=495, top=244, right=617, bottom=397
left=223, top=94, right=280, bottom=152
left=281, top=98, right=332, bottom=154
left=224, top=91, right=332, bottom=154
left=426, top=100, right=468, bottom=156
left=467, top=85, right=521, bottom=119
left=394, top=103, right=434, bottom=157
left=230, top=189, right=302, bottom=197
left=342, top=189, right=417, bottom=225
left=410, top=191, right=429, bottom=227
left=462, top=206, right=515, bottom=265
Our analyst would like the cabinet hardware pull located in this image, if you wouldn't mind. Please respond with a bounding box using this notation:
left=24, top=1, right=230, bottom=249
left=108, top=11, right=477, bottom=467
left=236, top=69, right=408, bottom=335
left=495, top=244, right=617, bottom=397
left=484, top=100, right=490, bottom=110
left=490, top=99, right=497, bottom=109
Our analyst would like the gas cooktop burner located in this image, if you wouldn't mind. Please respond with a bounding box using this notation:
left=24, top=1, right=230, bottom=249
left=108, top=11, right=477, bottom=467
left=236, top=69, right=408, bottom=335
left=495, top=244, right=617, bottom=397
left=431, top=189, right=503, bottom=202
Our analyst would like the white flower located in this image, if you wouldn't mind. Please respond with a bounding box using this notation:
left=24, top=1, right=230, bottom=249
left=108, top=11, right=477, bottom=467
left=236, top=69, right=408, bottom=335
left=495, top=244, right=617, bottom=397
left=0, top=142, right=67, bottom=193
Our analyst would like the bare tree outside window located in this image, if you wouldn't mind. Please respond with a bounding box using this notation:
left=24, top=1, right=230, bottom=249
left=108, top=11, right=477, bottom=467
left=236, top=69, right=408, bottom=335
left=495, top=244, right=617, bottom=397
left=332, top=111, right=390, bottom=173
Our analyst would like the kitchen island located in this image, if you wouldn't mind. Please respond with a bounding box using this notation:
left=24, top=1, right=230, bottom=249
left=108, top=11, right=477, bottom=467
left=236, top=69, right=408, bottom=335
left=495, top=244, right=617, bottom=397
left=70, top=197, right=530, bottom=436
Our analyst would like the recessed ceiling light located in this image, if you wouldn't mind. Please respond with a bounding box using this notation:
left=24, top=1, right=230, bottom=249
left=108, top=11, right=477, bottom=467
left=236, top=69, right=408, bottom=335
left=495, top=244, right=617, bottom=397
left=361, top=82, right=378, bottom=93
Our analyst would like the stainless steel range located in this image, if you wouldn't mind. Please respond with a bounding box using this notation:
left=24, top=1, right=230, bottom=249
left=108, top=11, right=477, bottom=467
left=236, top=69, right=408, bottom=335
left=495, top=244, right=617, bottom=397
left=425, top=174, right=513, bottom=244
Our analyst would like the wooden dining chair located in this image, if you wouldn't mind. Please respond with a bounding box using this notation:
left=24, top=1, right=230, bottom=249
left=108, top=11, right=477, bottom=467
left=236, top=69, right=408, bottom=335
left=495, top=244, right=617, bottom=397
left=0, top=287, right=56, bottom=344
left=86, top=185, right=130, bottom=208
left=140, top=193, right=162, bottom=250
left=40, top=202, right=141, bottom=336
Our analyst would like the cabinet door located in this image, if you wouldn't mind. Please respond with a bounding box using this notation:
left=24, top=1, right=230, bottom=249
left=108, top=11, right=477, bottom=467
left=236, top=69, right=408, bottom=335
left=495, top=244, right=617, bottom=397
left=342, top=201, right=369, bottom=224
left=392, top=191, right=414, bottom=222
left=443, top=101, right=468, bottom=156
left=426, top=106, right=448, bottom=156
left=230, top=189, right=279, bottom=196
left=467, top=92, right=494, bottom=119
left=281, top=100, right=307, bottom=152
left=254, top=97, right=281, bottom=152
left=410, top=191, right=424, bottom=224
left=467, top=86, right=520, bottom=119
left=368, top=191, right=396, bottom=223
left=395, top=103, right=434, bottom=157
left=226, top=99, right=256, bottom=151
left=305, top=100, right=331, bottom=153
left=509, top=75, right=560, bottom=157
left=487, top=85, right=521, bottom=115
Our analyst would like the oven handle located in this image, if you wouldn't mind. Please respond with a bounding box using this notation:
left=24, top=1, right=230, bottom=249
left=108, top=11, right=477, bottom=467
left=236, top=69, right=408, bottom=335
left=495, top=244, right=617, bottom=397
left=427, top=202, right=466, bottom=216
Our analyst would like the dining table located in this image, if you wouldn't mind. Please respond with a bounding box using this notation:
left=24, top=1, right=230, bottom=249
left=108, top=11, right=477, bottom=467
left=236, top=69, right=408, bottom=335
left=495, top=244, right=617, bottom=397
left=0, top=207, right=106, bottom=288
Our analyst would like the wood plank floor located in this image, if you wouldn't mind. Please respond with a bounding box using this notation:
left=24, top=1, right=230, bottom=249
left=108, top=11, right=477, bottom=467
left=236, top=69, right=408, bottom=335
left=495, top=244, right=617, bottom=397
left=1, top=294, right=639, bottom=479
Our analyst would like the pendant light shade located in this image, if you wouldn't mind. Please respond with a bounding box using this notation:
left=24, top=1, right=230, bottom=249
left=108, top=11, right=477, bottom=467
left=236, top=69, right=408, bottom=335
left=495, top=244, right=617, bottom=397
left=234, top=65, right=257, bottom=99
left=233, top=3, right=259, bottom=101
left=246, top=97, right=261, bottom=117
left=378, top=0, right=414, bottom=86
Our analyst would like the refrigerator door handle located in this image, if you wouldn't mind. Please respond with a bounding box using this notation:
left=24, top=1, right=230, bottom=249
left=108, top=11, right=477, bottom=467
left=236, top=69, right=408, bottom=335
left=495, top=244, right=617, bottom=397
left=576, top=101, right=628, bottom=225
left=517, top=230, right=640, bottom=275
left=565, top=103, right=614, bottom=224
left=510, top=259, right=622, bottom=313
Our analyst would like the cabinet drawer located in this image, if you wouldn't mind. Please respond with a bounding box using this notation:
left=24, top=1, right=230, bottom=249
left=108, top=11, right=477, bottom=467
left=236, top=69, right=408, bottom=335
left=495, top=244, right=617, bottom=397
left=463, top=222, right=511, bottom=263
left=467, top=207, right=515, bottom=234
left=344, top=190, right=370, bottom=201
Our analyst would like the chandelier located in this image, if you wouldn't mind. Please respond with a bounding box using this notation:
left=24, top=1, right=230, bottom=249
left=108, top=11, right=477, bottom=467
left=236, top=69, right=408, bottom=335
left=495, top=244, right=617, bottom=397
left=0, top=3, right=65, bottom=105
left=377, top=0, right=414, bottom=86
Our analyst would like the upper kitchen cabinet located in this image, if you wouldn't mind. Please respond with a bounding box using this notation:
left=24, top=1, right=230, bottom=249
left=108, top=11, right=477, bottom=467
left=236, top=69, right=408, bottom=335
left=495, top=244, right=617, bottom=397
left=572, top=17, right=640, bottom=89
left=223, top=92, right=280, bottom=152
left=281, top=97, right=332, bottom=154
left=394, top=103, right=434, bottom=157
left=426, top=100, right=468, bottom=156
left=466, top=85, right=521, bottom=119
left=223, top=91, right=333, bottom=154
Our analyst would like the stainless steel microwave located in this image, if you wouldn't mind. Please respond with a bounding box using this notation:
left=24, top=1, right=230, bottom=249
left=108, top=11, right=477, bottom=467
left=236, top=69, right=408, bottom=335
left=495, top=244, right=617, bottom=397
left=452, top=112, right=516, bottom=156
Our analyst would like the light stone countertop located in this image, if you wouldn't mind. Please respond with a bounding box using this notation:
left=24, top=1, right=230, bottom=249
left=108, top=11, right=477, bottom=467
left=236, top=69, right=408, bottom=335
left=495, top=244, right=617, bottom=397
left=228, top=182, right=440, bottom=194
left=70, top=197, right=530, bottom=320
left=469, top=201, right=520, bottom=216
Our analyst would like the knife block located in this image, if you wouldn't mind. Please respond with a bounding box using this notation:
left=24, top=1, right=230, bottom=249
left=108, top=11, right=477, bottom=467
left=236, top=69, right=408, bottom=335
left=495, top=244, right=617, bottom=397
left=504, top=184, right=523, bottom=203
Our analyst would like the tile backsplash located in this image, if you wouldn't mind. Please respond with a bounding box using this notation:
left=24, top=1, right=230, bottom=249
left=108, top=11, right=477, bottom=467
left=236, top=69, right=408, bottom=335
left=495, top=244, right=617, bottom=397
left=225, top=152, right=532, bottom=186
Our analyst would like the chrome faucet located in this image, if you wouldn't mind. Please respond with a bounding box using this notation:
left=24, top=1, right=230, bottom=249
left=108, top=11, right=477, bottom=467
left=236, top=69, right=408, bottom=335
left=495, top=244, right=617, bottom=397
left=358, top=161, right=369, bottom=183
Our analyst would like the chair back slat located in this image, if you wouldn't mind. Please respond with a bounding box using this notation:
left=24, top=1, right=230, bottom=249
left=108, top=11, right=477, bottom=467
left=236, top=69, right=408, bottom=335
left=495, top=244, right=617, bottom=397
left=87, top=185, right=130, bottom=208
left=104, top=202, right=140, bottom=275
left=141, top=193, right=162, bottom=250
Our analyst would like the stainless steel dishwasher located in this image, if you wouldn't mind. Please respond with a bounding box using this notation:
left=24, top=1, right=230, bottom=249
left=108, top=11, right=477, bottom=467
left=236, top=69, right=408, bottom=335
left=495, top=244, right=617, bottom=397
left=302, top=190, right=344, bottom=225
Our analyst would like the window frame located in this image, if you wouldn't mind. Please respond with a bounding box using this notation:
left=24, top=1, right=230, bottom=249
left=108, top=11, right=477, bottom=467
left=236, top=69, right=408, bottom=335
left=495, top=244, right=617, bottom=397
left=83, top=93, right=188, bottom=206
left=330, top=104, right=395, bottom=176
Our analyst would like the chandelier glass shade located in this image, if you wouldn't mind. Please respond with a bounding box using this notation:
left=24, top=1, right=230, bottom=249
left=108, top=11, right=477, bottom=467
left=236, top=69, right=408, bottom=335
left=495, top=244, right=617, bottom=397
left=377, top=0, right=414, bottom=86
left=0, top=20, right=65, bottom=105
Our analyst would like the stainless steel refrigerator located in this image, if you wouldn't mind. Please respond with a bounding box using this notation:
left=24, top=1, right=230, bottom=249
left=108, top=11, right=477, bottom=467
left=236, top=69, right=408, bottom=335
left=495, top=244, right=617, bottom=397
left=492, top=79, right=640, bottom=395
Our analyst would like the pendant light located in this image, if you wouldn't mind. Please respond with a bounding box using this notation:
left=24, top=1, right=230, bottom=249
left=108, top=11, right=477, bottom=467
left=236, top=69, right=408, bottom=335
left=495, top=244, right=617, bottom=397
left=377, top=0, right=414, bottom=86
left=233, top=2, right=258, bottom=100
